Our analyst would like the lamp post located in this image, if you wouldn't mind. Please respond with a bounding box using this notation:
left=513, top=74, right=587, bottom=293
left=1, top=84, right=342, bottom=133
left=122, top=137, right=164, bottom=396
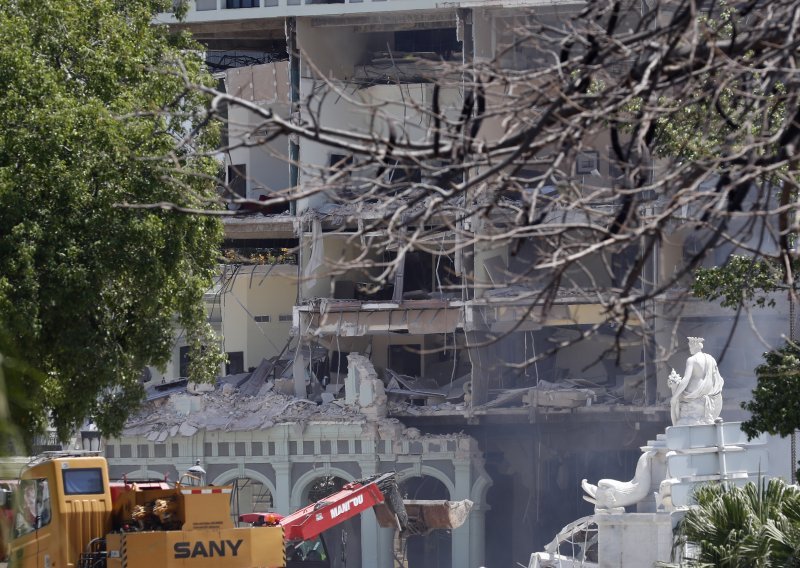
left=80, top=422, right=101, bottom=452
left=187, top=460, right=206, bottom=486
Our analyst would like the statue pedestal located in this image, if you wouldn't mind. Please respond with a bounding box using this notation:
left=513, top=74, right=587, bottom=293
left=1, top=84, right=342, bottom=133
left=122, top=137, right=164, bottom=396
left=658, top=420, right=768, bottom=510
left=530, top=421, right=771, bottom=567
left=596, top=512, right=678, bottom=568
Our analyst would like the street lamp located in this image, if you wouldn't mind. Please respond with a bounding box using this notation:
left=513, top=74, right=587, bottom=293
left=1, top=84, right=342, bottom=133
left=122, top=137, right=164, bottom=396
left=80, top=422, right=101, bottom=452
left=187, top=460, right=206, bottom=486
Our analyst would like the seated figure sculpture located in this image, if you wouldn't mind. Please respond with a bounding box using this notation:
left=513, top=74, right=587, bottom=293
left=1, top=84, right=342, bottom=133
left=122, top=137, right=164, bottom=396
left=668, top=337, right=724, bottom=426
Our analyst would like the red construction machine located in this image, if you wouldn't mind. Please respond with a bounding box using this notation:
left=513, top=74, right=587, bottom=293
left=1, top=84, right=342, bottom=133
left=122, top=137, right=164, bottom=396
left=7, top=453, right=471, bottom=568
left=240, top=472, right=472, bottom=567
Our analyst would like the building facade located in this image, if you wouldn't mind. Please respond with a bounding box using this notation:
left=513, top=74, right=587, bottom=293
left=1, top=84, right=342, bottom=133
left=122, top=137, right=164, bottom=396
left=104, top=1, right=792, bottom=566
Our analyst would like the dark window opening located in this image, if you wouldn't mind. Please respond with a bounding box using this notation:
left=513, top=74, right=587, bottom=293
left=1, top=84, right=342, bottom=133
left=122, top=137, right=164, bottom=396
left=330, top=351, right=349, bottom=376
left=403, top=252, right=433, bottom=297
left=307, top=476, right=347, bottom=502
left=227, top=164, right=247, bottom=199
left=386, top=164, right=421, bottom=185
left=328, top=154, right=353, bottom=174
left=216, top=78, right=229, bottom=148
left=389, top=344, right=422, bottom=377
left=394, top=28, right=461, bottom=60
left=226, top=0, right=259, bottom=7
left=226, top=351, right=245, bottom=375
left=179, top=346, right=190, bottom=379
left=206, top=49, right=290, bottom=72
left=576, top=150, right=600, bottom=175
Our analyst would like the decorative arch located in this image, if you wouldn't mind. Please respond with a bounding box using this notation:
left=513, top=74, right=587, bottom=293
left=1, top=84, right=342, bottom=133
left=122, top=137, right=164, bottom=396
left=123, top=468, right=173, bottom=482
left=396, top=466, right=455, bottom=498
left=211, top=468, right=277, bottom=498
left=470, top=471, right=493, bottom=508
left=290, top=466, right=356, bottom=511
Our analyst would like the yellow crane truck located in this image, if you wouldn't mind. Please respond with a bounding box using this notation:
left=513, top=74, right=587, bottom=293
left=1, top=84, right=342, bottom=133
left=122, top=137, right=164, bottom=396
left=7, top=452, right=470, bottom=568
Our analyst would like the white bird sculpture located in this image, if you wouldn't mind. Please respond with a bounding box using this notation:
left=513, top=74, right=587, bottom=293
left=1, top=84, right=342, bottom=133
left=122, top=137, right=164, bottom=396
left=581, top=450, right=656, bottom=512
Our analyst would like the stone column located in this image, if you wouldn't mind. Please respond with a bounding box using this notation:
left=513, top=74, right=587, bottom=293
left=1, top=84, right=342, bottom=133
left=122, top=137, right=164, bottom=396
left=469, top=505, right=486, bottom=568
left=452, top=461, right=472, bottom=567
left=358, top=460, right=393, bottom=568
left=359, top=460, right=379, bottom=568
left=273, top=461, right=292, bottom=514
left=467, top=331, right=489, bottom=407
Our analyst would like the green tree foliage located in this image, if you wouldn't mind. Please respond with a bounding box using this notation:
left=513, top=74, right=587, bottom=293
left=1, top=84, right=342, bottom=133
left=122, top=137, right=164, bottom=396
left=0, top=330, right=43, bottom=453
left=692, top=256, right=782, bottom=310
left=672, top=479, right=800, bottom=567
left=741, top=342, right=800, bottom=441
left=0, top=0, right=224, bottom=443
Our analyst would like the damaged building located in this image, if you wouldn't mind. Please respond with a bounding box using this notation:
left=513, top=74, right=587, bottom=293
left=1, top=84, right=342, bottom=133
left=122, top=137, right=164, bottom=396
left=101, top=1, right=793, bottom=567
left=110, top=354, right=491, bottom=567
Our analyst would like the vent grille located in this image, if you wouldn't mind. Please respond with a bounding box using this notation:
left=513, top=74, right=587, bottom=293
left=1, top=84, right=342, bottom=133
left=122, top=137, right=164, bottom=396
left=65, top=499, right=107, bottom=566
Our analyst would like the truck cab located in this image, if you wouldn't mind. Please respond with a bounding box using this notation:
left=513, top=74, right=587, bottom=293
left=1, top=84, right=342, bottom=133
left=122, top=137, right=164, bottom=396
left=9, top=454, right=112, bottom=568
left=8, top=453, right=285, bottom=568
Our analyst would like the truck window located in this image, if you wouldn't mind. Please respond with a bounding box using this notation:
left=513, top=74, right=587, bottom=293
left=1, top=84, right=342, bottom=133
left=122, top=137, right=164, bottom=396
left=287, top=536, right=328, bottom=565
left=14, top=479, right=51, bottom=537
left=62, top=468, right=104, bottom=495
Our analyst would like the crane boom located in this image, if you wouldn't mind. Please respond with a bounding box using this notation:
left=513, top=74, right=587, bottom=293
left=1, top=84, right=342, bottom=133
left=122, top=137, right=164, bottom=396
left=239, top=471, right=473, bottom=542
left=240, top=472, right=403, bottom=541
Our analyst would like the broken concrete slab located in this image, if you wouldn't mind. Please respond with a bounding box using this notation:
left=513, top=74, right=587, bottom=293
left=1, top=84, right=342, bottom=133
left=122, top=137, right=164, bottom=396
left=346, top=353, right=388, bottom=420
left=178, top=422, right=198, bottom=437
left=525, top=383, right=595, bottom=408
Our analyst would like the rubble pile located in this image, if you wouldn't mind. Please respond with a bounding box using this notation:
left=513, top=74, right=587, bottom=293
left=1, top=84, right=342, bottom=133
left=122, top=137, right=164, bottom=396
left=125, top=353, right=407, bottom=440
left=124, top=384, right=380, bottom=441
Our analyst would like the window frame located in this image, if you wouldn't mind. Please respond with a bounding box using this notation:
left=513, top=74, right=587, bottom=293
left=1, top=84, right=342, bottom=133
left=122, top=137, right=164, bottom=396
left=62, top=468, right=105, bottom=496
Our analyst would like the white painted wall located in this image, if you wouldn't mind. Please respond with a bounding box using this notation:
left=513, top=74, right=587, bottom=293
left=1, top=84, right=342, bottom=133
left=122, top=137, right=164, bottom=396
left=222, top=264, right=298, bottom=370
left=147, top=264, right=298, bottom=384
left=225, top=63, right=292, bottom=199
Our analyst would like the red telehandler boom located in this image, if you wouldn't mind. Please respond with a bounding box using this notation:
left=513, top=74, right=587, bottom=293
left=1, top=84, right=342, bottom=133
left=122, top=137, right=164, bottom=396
left=239, top=472, right=472, bottom=567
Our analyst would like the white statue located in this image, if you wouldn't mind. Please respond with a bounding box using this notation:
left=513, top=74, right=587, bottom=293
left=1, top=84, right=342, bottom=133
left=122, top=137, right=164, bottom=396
left=581, top=450, right=656, bottom=512
left=668, top=337, right=724, bottom=426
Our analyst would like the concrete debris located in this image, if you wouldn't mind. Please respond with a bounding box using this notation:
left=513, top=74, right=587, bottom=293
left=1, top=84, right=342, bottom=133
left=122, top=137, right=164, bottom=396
left=384, top=370, right=468, bottom=408
left=124, top=385, right=373, bottom=438
left=387, top=379, right=602, bottom=414
left=146, top=378, right=189, bottom=402
left=479, top=388, right=530, bottom=409
left=526, top=388, right=595, bottom=409
left=387, top=401, right=466, bottom=415
left=125, top=353, right=480, bottom=443
left=345, top=353, right=388, bottom=421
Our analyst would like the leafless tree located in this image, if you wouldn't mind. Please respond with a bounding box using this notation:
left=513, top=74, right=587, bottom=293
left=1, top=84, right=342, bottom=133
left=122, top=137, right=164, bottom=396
left=139, top=0, right=800, bottom=403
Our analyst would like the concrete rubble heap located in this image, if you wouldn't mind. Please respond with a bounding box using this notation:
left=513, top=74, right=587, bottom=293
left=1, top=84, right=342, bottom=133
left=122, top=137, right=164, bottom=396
left=123, top=353, right=469, bottom=445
